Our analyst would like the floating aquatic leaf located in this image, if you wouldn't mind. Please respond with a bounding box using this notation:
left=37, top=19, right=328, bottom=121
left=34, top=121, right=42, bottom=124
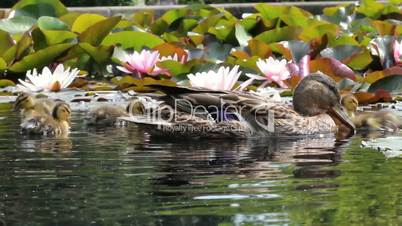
left=71, top=14, right=106, bottom=33
left=0, top=16, right=36, bottom=34
left=79, top=16, right=121, bottom=46
left=9, top=43, right=74, bottom=72
left=11, top=0, right=67, bottom=18
left=368, top=74, right=402, bottom=93
left=102, top=31, right=164, bottom=50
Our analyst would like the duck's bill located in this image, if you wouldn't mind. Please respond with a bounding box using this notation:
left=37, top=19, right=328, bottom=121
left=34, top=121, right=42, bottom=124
left=329, top=104, right=356, bottom=135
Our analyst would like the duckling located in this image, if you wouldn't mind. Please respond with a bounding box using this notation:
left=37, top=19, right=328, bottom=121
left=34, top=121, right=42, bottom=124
left=13, top=93, right=57, bottom=119
left=21, top=102, right=71, bottom=136
left=341, top=94, right=401, bottom=131
left=85, top=98, right=150, bottom=126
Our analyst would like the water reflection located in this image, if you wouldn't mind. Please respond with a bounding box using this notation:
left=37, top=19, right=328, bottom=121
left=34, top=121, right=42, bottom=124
left=0, top=103, right=401, bottom=226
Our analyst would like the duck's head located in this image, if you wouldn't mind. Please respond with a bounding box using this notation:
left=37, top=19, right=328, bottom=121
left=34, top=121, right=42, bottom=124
left=52, top=103, right=71, bottom=123
left=13, top=93, right=35, bottom=111
left=341, top=94, right=358, bottom=118
left=293, top=73, right=355, bottom=134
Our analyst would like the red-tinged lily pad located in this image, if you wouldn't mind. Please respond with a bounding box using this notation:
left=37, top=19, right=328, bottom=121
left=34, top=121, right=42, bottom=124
left=354, top=89, right=393, bottom=105
left=153, top=43, right=187, bottom=60
left=284, top=75, right=301, bottom=90
left=368, top=74, right=402, bottom=93
left=310, top=57, right=356, bottom=81
left=247, top=39, right=272, bottom=59
left=363, top=66, right=402, bottom=84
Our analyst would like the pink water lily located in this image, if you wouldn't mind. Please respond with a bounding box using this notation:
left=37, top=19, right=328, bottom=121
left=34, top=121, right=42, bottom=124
left=393, top=39, right=401, bottom=64
left=114, top=48, right=169, bottom=78
left=187, top=65, right=241, bottom=91
left=17, top=64, right=78, bottom=92
left=240, top=57, right=291, bottom=90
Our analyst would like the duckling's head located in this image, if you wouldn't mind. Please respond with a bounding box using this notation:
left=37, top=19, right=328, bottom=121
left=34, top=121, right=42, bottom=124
left=126, top=99, right=146, bottom=116
left=13, top=93, right=35, bottom=111
left=341, top=94, right=358, bottom=118
left=52, top=103, right=71, bottom=122
left=293, top=73, right=355, bottom=133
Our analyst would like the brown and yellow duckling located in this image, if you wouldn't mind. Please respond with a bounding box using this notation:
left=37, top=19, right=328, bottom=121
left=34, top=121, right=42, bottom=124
left=85, top=98, right=150, bottom=126
left=122, top=73, right=355, bottom=138
left=341, top=94, right=401, bottom=131
left=21, top=102, right=71, bottom=136
left=13, top=93, right=58, bottom=119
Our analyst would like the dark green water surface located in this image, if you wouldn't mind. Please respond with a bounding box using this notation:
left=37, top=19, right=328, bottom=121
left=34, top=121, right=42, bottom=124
left=0, top=103, right=401, bottom=226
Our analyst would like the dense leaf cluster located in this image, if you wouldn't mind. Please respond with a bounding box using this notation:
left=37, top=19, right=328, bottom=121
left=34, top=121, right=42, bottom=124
left=0, top=0, right=401, bottom=94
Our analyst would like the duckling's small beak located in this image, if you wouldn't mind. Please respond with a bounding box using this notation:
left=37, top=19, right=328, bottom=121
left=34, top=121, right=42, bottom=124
left=328, top=104, right=356, bottom=136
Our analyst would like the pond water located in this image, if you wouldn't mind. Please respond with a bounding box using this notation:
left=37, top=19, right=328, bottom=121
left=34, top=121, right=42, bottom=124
left=0, top=102, right=402, bottom=226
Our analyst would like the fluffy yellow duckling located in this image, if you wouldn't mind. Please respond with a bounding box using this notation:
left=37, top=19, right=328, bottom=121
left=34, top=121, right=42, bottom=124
left=21, top=102, right=71, bottom=136
left=13, top=93, right=58, bottom=119
left=341, top=94, right=401, bottom=131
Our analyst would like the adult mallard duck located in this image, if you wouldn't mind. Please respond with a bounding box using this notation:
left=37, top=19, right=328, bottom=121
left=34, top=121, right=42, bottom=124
left=122, top=73, right=355, bottom=138
left=21, top=102, right=71, bottom=136
left=13, top=93, right=58, bottom=119
left=341, top=94, right=401, bottom=131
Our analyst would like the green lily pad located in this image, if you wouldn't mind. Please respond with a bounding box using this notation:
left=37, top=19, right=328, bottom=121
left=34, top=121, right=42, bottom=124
left=0, top=30, right=14, bottom=55
left=235, top=23, right=251, bottom=47
left=368, top=75, right=402, bottom=93
left=37, top=16, right=68, bottom=30
left=79, top=16, right=122, bottom=46
left=158, top=60, right=192, bottom=77
left=0, top=79, right=16, bottom=87
left=13, top=3, right=56, bottom=19
left=255, top=26, right=302, bottom=44
left=9, top=43, right=74, bottom=72
left=0, top=58, right=7, bottom=70
left=79, top=43, right=113, bottom=64
left=12, top=0, right=67, bottom=18
left=102, top=31, right=164, bottom=50
left=0, top=16, right=36, bottom=34
left=71, top=14, right=106, bottom=33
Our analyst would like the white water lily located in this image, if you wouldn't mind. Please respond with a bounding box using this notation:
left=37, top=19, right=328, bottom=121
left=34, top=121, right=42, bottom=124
left=187, top=65, right=241, bottom=91
left=17, top=64, right=79, bottom=92
left=159, top=53, right=187, bottom=63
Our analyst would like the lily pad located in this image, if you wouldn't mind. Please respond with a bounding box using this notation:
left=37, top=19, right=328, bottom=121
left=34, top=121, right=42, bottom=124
left=71, top=14, right=106, bottom=33
left=12, top=0, right=67, bottom=18
left=0, top=30, right=14, bottom=55
left=235, top=23, right=252, bottom=47
left=79, top=43, right=113, bottom=64
left=255, top=26, right=303, bottom=44
left=79, top=16, right=121, bottom=46
left=368, top=74, right=402, bottom=93
left=9, top=43, right=74, bottom=72
left=0, top=79, right=16, bottom=87
left=0, top=16, right=36, bottom=34
left=102, top=31, right=164, bottom=50
left=13, top=3, right=57, bottom=19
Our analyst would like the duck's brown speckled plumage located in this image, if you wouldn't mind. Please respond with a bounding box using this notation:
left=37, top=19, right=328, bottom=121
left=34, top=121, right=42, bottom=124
left=123, top=73, right=354, bottom=138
